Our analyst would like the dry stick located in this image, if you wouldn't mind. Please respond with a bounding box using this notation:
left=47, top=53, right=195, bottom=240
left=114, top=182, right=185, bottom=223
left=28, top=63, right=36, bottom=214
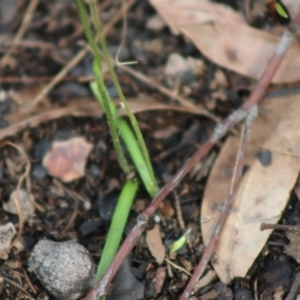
left=32, top=0, right=136, bottom=106
left=0, top=0, right=40, bottom=67
left=0, top=75, right=95, bottom=84
left=180, top=27, right=297, bottom=300
left=116, top=63, right=220, bottom=123
left=1, top=275, right=34, bottom=300
left=180, top=105, right=258, bottom=300
left=82, top=27, right=295, bottom=300
left=260, top=222, right=300, bottom=235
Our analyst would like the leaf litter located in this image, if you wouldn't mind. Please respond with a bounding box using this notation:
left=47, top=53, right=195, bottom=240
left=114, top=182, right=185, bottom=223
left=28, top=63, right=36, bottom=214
left=1, top=0, right=300, bottom=299
left=202, top=94, right=300, bottom=283
left=150, top=0, right=300, bottom=83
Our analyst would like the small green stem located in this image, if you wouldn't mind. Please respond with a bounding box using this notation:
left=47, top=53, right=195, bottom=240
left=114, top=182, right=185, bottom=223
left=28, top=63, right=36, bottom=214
left=75, top=0, right=130, bottom=173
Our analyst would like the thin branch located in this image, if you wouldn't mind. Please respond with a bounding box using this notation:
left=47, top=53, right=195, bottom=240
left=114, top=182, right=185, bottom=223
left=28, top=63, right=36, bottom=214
left=0, top=0, right=39, bottom=67
left=82, top=13, right=297, bottom=300
left=32, top=0, right=136, bottom=106
left=179, top=105, right=258, bottom=300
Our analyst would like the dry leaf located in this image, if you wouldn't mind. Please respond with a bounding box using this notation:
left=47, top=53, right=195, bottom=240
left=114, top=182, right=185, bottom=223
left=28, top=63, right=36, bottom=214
left=146, top=224, right=166, bottom=264
left=0, top=223, right=16, bottom=253
left=201, top=94, right=300, bottom=283
left=43, top=137, right=93, bottom=183
left=150, top=0, right=300, bottom=83
left=154, top=267, right=167, bottom=294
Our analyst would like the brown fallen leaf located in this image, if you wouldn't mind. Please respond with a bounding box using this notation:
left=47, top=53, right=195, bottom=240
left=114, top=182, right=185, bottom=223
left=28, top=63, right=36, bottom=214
left=43, top=137, right=93, bottom=183
left=201, top=94, right=300, bottom=283
left=150, top=0, right=300, bottom=83
left=146, top=224, right=166, bottom=264
left=154, top=266, right=167, bottom=294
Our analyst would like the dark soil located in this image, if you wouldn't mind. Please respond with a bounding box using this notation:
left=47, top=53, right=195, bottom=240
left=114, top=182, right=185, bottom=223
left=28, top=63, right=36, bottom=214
left=0, top=0, right=299, bottom=299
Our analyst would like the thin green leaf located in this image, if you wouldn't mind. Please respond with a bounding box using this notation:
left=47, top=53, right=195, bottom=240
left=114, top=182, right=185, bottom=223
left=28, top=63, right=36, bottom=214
left=275, top=2, right=289, bottom=18
left=88, top=0, right=158, bottom=196
left=170, top=228, right=191, bottom=252
left=75, top=0, right=130, bottom=173
left=96, top=179, right=138, bottom=280
left=91, top=82, right=156, bottom=196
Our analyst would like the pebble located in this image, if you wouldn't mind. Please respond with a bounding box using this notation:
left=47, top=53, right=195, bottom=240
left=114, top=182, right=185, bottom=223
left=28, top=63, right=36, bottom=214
left=3, top=188, right=35, bottom=217
left=0, top=222, right=16, bottom=253
left=146, top=14, right=166, bottom=31
left=28, top=240, right=95, bottom=300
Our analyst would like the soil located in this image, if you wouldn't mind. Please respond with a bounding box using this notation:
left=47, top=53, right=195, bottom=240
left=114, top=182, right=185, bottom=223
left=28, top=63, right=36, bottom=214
left=0, top=0, right=299, bottom=299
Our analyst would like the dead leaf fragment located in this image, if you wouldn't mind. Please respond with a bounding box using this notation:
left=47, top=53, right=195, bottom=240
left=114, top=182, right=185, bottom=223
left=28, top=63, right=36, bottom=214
left=146, top=224, right=166, bottom=264
left=201, top=94, right=300, bottom=283
left=0, top=223, right=16, bottom=253
left=150, top=0, right=300, bottom=83
left=43, top=137, right=93, bottom=183
left=154, top=266, right=166, bottom=294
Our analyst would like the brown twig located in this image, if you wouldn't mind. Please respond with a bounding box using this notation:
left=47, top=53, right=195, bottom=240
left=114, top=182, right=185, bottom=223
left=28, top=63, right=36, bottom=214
left=1, top=275, right=35, bottom=300
left=82, top=23, right=295, bottom=300
left=0, top=0, right=40, bottom=67
left=260, top=223, right=300, bottom=235
left=180, top=105, right=258, bottom=300
left=116, top=63, right=220, bottom=122
left=174, top=192, right=185, bottom=231
left=32, top=0, right=137, bottom=106
left=0, top=75, right=95, bottom=84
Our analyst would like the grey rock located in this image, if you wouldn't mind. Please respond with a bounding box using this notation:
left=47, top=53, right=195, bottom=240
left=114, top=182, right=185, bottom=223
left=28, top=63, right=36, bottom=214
left=108, top=258, right=144, bottom=300
left=28, top=240, right=95, bottom=300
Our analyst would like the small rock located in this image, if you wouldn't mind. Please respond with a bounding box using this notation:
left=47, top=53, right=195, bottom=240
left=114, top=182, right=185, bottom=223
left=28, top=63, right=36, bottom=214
left=32, top=165, right=47, bottom=179
left=256, top=150, right=272, bottom=166
left=108, top=258, right=144, bottom=300
left=214, top=282, right=233, bottom=300
left=79, top=220, right=102, bottom=237
left=3, top=188, right=35, bottom=217
left=98, top=188, right=120, bottom=221
left=234, top=287, right=253, bottom=300
left=43, top=137, right=93, bottom=183
left=164, top=53, right=205, bottom=84
left=28, top=240, right=95, bottom=300
left=146, top=14, right=166, bottom=31
left=165, top=53, right=188, bottom=77
left=0, top=222, right=16, bottom=252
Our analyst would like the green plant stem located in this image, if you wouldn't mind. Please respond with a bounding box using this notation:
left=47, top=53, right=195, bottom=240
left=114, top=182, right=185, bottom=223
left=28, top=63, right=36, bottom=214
left=91, top=82, right=156, bottom=196
left=88, top=0, right=158, bottom=195
left=96, top=179, right=138, bottom=280
left=75, top=0, right=129, bottom=173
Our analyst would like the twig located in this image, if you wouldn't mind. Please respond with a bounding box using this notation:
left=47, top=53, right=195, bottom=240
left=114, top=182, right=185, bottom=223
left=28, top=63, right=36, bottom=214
left=1, top=275, right=34, bottom=300
left=0, top=142, right=32, bottom=258
left=174, top=192, right=185, bottom=231
left=0, top=75, right=95, bottom=84
left=82, top=22, right=295, bottom=300
left=116, top=63, right=220, bottom=122
left=0, top=100, right=101, bottom=141
left=179, top=105, right=258, bottom=300
left=260, top=223, right=300, bottom=235
left=0, top=0, right=40, bottom=67
left=32, top=0, right=137, bottom=106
